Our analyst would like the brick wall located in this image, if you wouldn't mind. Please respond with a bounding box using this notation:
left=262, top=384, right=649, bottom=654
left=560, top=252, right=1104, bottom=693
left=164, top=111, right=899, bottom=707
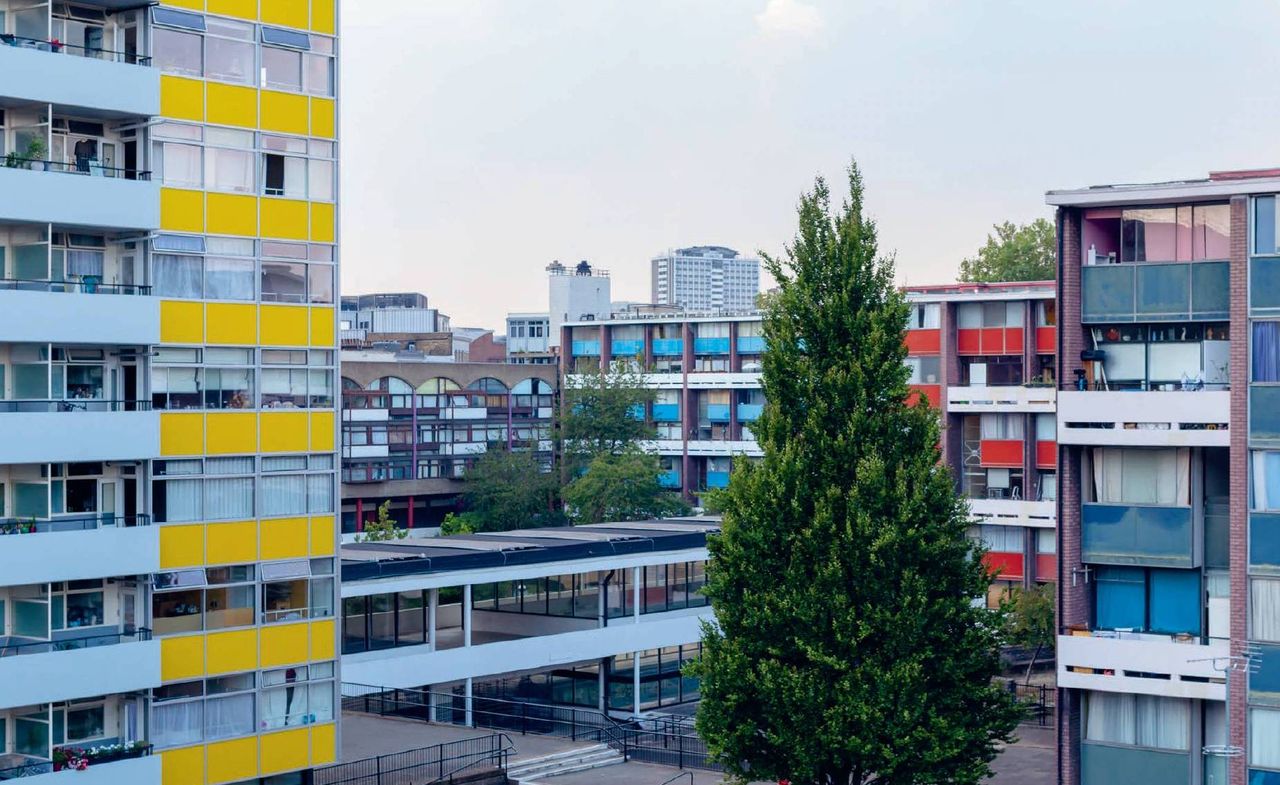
left=1229, top=195, right=1249, bottom=785
left=940, top=300, right=962, bottom=482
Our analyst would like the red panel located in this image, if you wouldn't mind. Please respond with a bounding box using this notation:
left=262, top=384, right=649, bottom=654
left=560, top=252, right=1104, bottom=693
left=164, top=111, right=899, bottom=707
left=904, top=329, right=941, bottom=355
left=1035, top=326, right=1056, bottom=355
left=979, top=327, right=1006, bottom=354
left=957, top=328, right=981, bottom=355
left=1034, top=554, right=1057, bottom=581
left=1004, top=327, right=1024, bottom=354
left=983, top=551, right=1025, bottom=580
left=1036, top=440, right=1057, bottom=469
left=980, top=439, right=1024, bottom=468
left=908, top=384, right=940, bottom=408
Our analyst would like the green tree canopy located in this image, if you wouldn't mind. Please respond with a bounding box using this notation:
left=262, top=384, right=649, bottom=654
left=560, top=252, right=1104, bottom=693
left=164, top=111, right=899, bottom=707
left=354, top=500, right=407, bottom=543
left=560, top=359, right=656, bottom=466
left=958, top=218, right=1055, bottom=283
left=461, top=449, right=564, bottom=532
left=1006, top=582, right=1056, bottom=683
left=690, top=162, right=1020, bottom=785
left=562, top=450, right=689, bottom=524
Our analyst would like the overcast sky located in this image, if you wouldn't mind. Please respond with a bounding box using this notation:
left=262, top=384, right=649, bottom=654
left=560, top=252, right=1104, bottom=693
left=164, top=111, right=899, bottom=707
left=340, top=0, right=1280, bottom=329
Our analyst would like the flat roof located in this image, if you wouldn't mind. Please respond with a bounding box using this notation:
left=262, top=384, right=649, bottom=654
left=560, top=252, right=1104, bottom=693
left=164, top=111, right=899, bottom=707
left=903, top=281, right=1055, bottom=302
left=340, top=518, right=720, bottom=582
left=1046, top=168, right=1280, bottom=207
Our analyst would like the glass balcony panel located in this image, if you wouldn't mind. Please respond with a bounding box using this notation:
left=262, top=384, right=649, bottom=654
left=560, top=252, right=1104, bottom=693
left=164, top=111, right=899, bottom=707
left=1252, top=513, right=1280, bottom=574
left=1251, top=643, right=1280, bottom=706
left=736, top=336, right=765, bottom=353
left=693, top=337, right=729, bottom=355
left=610, top=340, right=643, bottom=357
left=1081, top=503, right=1193, bottom=567
left=652, top=338, right=683, bottom=356
left=652, top=403, right=680, bottom=422
left=1252, top=386, right=1280, bottom=444
left=1253, top=256, right=1280, bottom=314
left=1191, top=261, right=1230, bottom=320
left=570, top=340, right=600, bottom=357
left=1082, top=265, right=1134, bottom=322
left=1136, top=263, right=1190, bottom=319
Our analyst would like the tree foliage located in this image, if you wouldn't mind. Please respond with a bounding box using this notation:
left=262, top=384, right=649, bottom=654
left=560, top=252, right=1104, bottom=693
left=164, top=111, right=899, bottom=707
left=461, top=449, right=563, bottom=532
left=563, top=451, right=690, bottom=524
left=958, top=218, right=1055, bottom=283
left=355, top=500, right=407, bottom=542
left=1006, top=582, right=1056, bottom=683
left=690, top=162, right=1021, bottom=785
left=560, top=359, right=656, bottom=466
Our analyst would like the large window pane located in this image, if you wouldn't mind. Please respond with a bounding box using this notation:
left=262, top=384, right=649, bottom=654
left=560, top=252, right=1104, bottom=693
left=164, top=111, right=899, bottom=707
left=205, top=693, right=253, bottom=741
left=262, top=46, right=302, bottom=91
left=160, top=143, right=202, bottom=187
left=308, top=265, right=334, bottom=304
left=205, top=257, right=255, bottom=301
left=262, top=261, right=306, bottom=303
left=154, top=254, right=202, bottom=298
left=1122, top=208, right=1177, bottom=263
left=261, top=474, right=306, bottom=516
left=206, top=37, right=254, bottom=84
left=206, top=147, right=254, bottom=193
left=153, top=28, right=202, bottom=76
left=308, top=159, right=333, bottom=201
left=304, top=53, right=333, bottom=96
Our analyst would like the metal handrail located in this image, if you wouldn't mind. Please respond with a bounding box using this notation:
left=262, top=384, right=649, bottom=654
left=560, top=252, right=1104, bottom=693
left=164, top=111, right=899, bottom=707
left=0, top=33, right=152, bottom=65
left=0, top=399, right=152, bottom=413
left=0, top=278, right=152, bottom=295
left=0, top=627, right=152, bottom=657
left=658, top=773, right=693, bottom=785
left=426, top=733, right=514, bottom=784
left=312, top=732, right=513, bottom=785
left=0, top=513, right=152, bottom=535
left=2, top=156, right=152, bottom=180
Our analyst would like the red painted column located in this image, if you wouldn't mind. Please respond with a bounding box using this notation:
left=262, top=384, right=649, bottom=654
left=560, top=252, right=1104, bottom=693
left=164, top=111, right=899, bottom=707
left=407, top=495, right=415, bottom=530
left=355, top=497, right=364, bottom=533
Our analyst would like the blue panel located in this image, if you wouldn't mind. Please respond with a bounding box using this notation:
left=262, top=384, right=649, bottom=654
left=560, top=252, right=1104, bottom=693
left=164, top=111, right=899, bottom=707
left=1253, top=256, right=1280, bottom=313
left=1252, top=513, right=1280, bottom=573
left=1252, top=769, right=1280, bottom=785
left=736, top=336, right=766, bottom=354
left=652, top=403, right=680, bottom=422
left=1081, top=744, right=1188, bottom=785
left=706, top=471, right=730, bottom=489
left=1095, top=566, right=1146, bottom=630
left=706, top=404, right=730, bottom=423
left=652, top=339, right=683, bottom=356
left=693, top=337, right=730, bottom=355
left=1081, top=503, right=1194, bottom=567
left=1258, top=196, right=1278, bottom=255
left=1082, top=265, right=1135, bottom=323
left=1136, top=263, right=1191, bottom=320
left=1148, top=568, right=1201, bottom=635
left=658, top=471, right=681, bottom=489
left=1252, top=386, right=1280, bottom=444
left=626, top=404, right=644, bottom=421
left=611, top=340, right=644, bottom=357
left=1191, top=261, right=1230, bottom=320
left=737, top=403, right=763, bottom=422
left=570, top=340, right=600, bottom=357
left=1249, top=643, right=1280, bottom=705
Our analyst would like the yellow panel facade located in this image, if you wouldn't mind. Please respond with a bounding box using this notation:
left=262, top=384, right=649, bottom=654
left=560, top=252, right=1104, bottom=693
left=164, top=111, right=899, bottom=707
left=260, top=622, right=309, bottom=667
left=309, top=305, right=335, bottom=347
left=206, top=302, right=258, bottom=345
left=309, top=97, right=335, bottom=139
left=261, top=411, right=309, bottom=453
left=206, top=412, right=258, bottom=454
left=206, top=82, right=259, bottom=128
left=309, top=619, right=335, bottom=661
left=160, top=300, right=205, bottom=344
left=309, top=410, right=335, bottom=452
left=160, top=75, right=204, bottom=121
left=160, top=188, right=205, bottom=234
left=260, top=516, right=309, bottom=560
left=260, top=0, right=308, bottom=29
left=161, top=746, right=205, bottom=785
left=160, top=524, right=206, bottom=568
left=161, top=412, right=205, bottom=456
left=206, top=192, right=259, bottom=237
left=311, top=0, right=335, bottom=33
left=207, top=0, right=258, bottom=21
left=260, top=198, right=309, bottom=240
left=260, top=728, right=310, bottom=776
left=163, top=0, right=205, bottom=9
left=309, top=201, right=335, bottom=243
left=207, top=520, right=258, bottom=564
left=260, top=90, right=310, bottom=135
left=311, top=724, right=337, bottom=766
left=206, top=736, right=259, bottom=784
left=309, top=515, right=335, bottom=556
left=160, top=635, right=205, bottom=682
left=206, top=629, right=259, bottom=674
left=260, top=304, right=310, bottom=345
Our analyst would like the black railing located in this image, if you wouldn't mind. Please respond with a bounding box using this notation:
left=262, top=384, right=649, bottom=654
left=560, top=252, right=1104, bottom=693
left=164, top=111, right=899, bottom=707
left=1006, top=680, right=1054, bottom=727
left=0, top=33, right=152, bottom=65
left=659, top=773, right=694, bottom=785
left=0, top=278, right=151, bottom=295
left=2, top=157, right=151, bottom=180
left=342, top=683, right=721, bottom=772
left=0, top=399, right=152, bottom=413
left=312, top=733, right=513, bottom=785
left=0, top=513, right=151, bottom=535
left=0, top=627, right=151, bottom=658
left=0, top=742, right=150, bottom=780
left=0, top=758, right=53, bottom=780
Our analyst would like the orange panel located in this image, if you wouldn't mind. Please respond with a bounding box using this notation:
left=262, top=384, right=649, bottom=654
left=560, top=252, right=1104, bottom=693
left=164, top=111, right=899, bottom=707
left=1036, top=440, right=1057, bottom=470
left=904, top=329, right=941, bottom=355
left=908, top=384, right=940, bottom=408
left=982, top=551, right=1024, bottom=580
left=1004, top=327, right=1024, bottom=353
left=1035, top=554, right=1057, bottom=582
left=956, top=328, right=981, bottom=355
left=1035, top=326, right=1056, bottom=355
left=979, top=327, right=1006, bottom=354
left=980, top=439, right=1024, bottom=468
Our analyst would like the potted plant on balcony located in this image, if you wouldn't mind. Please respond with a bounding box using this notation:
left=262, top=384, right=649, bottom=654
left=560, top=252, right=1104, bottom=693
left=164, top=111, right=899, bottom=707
left=52, top=741, right=150, bottom=771
left=5, top=137, right=47, bottom=171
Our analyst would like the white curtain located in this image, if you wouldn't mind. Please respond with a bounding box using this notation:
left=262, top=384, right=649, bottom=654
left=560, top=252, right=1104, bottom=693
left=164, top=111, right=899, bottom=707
left=1251, top=579, right=1280, bottom=642
left=1251, top=709, right=1280, bottom=769
left=261, top=475, right=306, bottom=516
left=154, top=254, right=202, bottom=298
left=310, top=682, right=334, bottom=722
left=161, top=478, right=202, bottom=523
left=204, top=694, right=253, bottom=741
left=1253, top=452, right=1280, bottom=511
left=207, top=148, right=254, bottom=193
left=204, top=477, right=253, bottom=521
left=152, top=701, right=203, bottom=749
left=66, top=250, right=104, bottom=277
left=205, top=257, right=255, bottom=301
left=1093, top=448, right=1190, bottom=505
left=161, top=142, right=201, bottom=187
left=260, top=685, right=305, bottom=729
left=980, top=414, right=1025, bottom=440
left=1135, top=695, right=1189, bottom=751
left=1084, top=691, right=1135, bottom=745
left=207, top=457, right=254, bottom=475
left=307, top=474, right=333, bottom=513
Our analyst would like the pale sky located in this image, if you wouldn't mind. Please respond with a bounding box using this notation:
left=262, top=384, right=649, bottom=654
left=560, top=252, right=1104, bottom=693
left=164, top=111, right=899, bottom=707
left=340, top=0, right=1280, bottom=329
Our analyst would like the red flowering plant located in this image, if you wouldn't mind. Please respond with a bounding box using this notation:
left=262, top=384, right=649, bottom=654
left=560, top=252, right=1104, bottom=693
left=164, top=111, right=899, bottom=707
left=52, top=747, right=89, bottom=771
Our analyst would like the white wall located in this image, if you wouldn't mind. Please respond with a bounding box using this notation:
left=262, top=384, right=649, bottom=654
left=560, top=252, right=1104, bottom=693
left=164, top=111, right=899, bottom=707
left=0, top=289, right=160, bottom=345
left=0, top=639, right=160, bottom=707
left=0, top=410, right=158, bottom=464
left=0, top=167, right=159, bottom=231
left=549, top=275, right=611, bottom=349
left=0, top=44, right=160, bottom=117
left=0, top=526, right=159, bottom=588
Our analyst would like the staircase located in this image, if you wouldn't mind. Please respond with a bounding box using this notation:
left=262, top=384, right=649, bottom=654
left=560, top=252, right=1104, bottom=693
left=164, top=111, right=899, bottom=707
left=505, top=743, right=625, bottom=784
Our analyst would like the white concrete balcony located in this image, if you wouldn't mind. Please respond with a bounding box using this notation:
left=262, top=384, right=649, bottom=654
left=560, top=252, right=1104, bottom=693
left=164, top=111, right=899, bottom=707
left=0, top=166, right=158, bottom=231
left=0, top=38, right=159, bottom=117
left=1, top=752, right=159, bottom=785
left=0, top=636, right=160, bottom=707
left=0, top=409, right=158, bottom=464
left=568, top=373, right=763, bottom=391
left=0, top=520, right=158, bottom=586
left=644, top=439, right=763, bottom=458
left=1057, top=390, right=1230, bottom=447
left=967, top=498, right=1055, bottom=529
left=346, top=445, right=389, bottom=459
left=0, top=288, right=159, bottom=345
left=1057, top=632, right=1227, bottom=700
left=946, top=385, right=1056, bottom=413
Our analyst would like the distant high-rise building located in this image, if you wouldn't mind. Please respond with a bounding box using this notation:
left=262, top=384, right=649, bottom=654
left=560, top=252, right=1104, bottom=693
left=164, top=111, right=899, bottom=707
left=651, top=246, right=759, bottom=311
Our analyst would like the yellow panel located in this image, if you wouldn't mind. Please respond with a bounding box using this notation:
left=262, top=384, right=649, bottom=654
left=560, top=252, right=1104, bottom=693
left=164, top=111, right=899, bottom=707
left=260, top=198, right=309, bottom=240
left=160, top=524, right=205, bottom=568
left=160, top=75, right=204, bottom=122
left=309, top=410, right=335, bottom=452
left=311, top=723, right=337, bottom=766
left=206, top=411, right=258, bottom=455
left=260, top=0, right=308, bottom=29
left=309, top=201, right=335, bottom=244
left=206, top=302, right=258, bottom=345
left=309, top=304, right=334, bottom=347
left=206, top=192, right=259, bottom=237
left=261, top=410, right=309, bottom=453
left=160, top=635, right=205, bottom=682
left=260, top=90, right=309, bottom=135
left=160, top=188, right=205, bottom=234
left=160, top=300, right=205, bottom=344
left=161, top=412, right=205, bottom=456
left=260, top=516, right=308, bottom=560
left=206, top=736, right=258, bottom=784
left=309, top=619, right=335, bottom=661
left=207, top=0, right=257, bottom=20
left=309, top=515, right=335, bottom=556
left=260, top=727, right=309, bottom=776
left=206, top=82, right=258, bottom=128
left=163, top=0, right=204, bottom=9
left=207, top=520, right=258, bottom=564
left=161, top=745, right=205, bottom=785
left=260, top=622, right=309, bottom=668
left=309, top=97, right=335, bottom=139
left=205, top=628, right=258, bottom=675
left=260, top=304, right=310, bottom=346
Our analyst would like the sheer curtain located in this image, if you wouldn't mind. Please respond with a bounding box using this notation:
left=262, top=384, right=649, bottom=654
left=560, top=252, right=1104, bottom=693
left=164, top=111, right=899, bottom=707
left=204, top=477, right=253, bottom=521
left=66, top=250, right=104, bottom=277
left=980, top=414, right=1025, bottom=440
left=261, top=475, right=306, bottom=516
left=204, top=694, right=253, bottom=740
left=1251, top=709, right=1280, bottom=769
left=152, top=701, right=202, bottom=748
left=307, top=474, right=332, bottom=513
left=160, top=478, right=201, bottom=523
left=1135, top=696, right=1189, bottom=750
left=1255, top=322, right=1280, bottom=383
left=1253, top=452, right=1280, bottom=511
left=1252, top=579, right=1280, bottom=642
left=1093, top=448, right=1190, bottom=505
left=1084, top=691, right=1135, bottom=745
left=154, top=254, right=202, bottom=298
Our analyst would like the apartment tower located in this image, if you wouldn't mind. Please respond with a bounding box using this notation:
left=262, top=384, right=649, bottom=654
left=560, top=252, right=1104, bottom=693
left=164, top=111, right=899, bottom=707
left=0, top=1, right=340, bottom=783
left=650, top=246, right=759, bottom=312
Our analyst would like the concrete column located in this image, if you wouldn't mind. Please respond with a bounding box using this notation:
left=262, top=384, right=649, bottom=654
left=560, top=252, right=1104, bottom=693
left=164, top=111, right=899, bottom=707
left=1228, top=195, right=1250, bottom=785
left=632, top=566, right=641, bottom=621
left=600, top=325, right=612, bottom=370
left=465, top=677, right=474, bottom=727
left=598, top=657, right=609, bottom=714
left=939, top=301, right=962, bottom=485
left=463, top=584, right=472, bottom=648
left=633, top=650, right=642, bottom=716
left=428, top=588, right=438, bottom=652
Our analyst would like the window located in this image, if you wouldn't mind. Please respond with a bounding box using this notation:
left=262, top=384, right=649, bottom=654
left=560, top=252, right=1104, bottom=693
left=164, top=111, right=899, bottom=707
left=1088, top=448, right=1190, bottom=506
left=158, top=142, right=202, bottom=188
left=1122, top=204, right=1229, bottom=262
left=153, top=27, right=202, bottom=76
left=908, top=302, right=940, bottom=329
left=205, top=146, right=254, bottom=193
left=205, top=257, right=255, bottom=301
left=153, top=675, right=256, bottom=749
left=152, top=458, right=255, bottom=523
left=205, top=19, right=255, bottom=85
left=152, top=566, right=254, bottom=636
left=1036, top=300, right=1056, bottom=327
left=1095, top=566, right=1201, bottom=635
left=307, top=158, right=333, bottom=201
left=305, top=53, right=334, bottom=96
left=262, top=261, right=306, bottom=303
left=260, top=664, right=334, bottom=730
left=50, top=580, right=105, bottom=629
left=905, top=356, right=939, bottom=385
left=1084, top=691, right=1189, bottom=751
left=263, top=153, right=306, bottom=198
left=262, top=46, right=301, bottom=91
left=1252, top=579, right=1280, bottom=642
left=968, top=525, right=1022, bottom=553
left=1036, top=528, right=1056, bottom=555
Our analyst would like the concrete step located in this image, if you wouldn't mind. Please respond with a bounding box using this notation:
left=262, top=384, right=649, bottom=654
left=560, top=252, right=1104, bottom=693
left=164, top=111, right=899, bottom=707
left=506, top=744, right=624, bottom=783
left=508, top=743, right=608, bottom=769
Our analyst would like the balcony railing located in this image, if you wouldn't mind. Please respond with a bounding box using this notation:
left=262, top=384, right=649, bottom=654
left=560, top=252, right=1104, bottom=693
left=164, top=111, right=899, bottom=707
left=0, top=741, right=151, bottom=780
left=0, top=399, right=151, bottom=413
left=1081, top=260, right=1229, bottom=323
left=1081, top=502, right=1194, bottom=567
left=0, top=278, right=151, bottom=295
left=0, top=33, right=152, bottom=65
left=0, top=513, right=151, bottom=535
left=0, top=627, right=151, bottom=659
left=1057, top=389, right=1230, bottom=447
left=1, top=157, right=151, bottom=180
left=946, top=384, right=1056, bottom=412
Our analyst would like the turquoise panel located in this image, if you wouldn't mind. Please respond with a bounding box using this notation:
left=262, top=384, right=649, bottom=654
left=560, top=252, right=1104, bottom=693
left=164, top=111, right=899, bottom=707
left=1081, top=503, right=1193, bottom=567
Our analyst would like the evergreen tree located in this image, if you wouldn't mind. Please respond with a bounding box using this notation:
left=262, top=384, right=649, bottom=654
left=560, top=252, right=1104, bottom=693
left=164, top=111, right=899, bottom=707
left=690, top=162, right=1020, bottom=785
left=958, top=218, right=1055, bottom=283
left=355, top=500, right=407, bottom=543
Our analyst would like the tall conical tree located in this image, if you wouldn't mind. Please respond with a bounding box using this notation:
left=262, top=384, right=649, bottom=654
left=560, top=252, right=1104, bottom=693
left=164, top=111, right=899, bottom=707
left=689, top=163, right=1020, bottom=785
